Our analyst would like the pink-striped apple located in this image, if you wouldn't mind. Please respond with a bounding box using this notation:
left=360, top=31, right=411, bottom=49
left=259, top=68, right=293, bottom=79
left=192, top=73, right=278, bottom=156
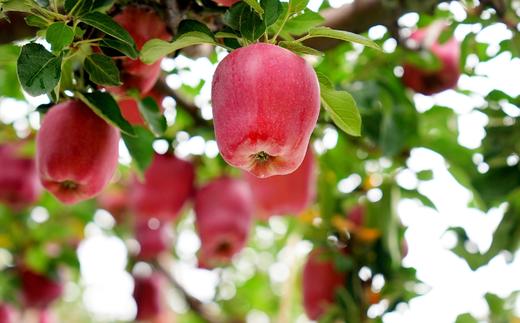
left=37, top=100, right=120, bottom=204
left=195, top=177, right=253, bottom=268
left=303, top=249, right=346, bottom=320
left=130, top=153, right=194, bottom=221
left=244, top=148, right=316, bottom=219
left=211, top=43, right=320, bottom=178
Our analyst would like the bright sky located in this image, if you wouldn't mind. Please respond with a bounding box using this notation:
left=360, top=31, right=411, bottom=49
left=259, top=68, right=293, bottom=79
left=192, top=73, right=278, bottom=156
left=1, top=1, right=520, bottom=322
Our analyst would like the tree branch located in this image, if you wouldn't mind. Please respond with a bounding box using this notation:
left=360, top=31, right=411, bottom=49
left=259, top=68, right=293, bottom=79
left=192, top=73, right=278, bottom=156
left=162, top=0, right=185, bottom=35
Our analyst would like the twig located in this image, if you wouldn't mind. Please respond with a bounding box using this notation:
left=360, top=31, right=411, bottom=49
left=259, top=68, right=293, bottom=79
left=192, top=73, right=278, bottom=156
left=162, top=0, right=185, bottom=35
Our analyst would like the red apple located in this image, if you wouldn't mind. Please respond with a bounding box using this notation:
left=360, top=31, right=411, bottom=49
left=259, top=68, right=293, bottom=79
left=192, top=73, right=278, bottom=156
left=303, top=249, right=346, bottom=320
left=211, top=43, right=320, bottom=178
left=133, top=273, right=163, bottom=321
left=135, top=220, right=171, bottom=260
left=37, top=100, right=120, bottom=204
left=0, top=304, right=14, bottom=323
left=0, top=144, right=41, bottom=209
left=212, top=0, right=240, bottom=6
left=19, top=268, right=63, bottom=309
left=111, top=6, right=171, bottom=95
left=244, top=148, right=316, bottom=219
left=402, top=27, right=460, bottom=95
left=130, top=153, right=195, bottom=221
left=347, top=204, right=364, bottom=227
left=38, top=309, right=54, bottom=323
left=97, top=185, right=128, bottom=222
left=195, top=177, right=253, bottom=268
left=118, top=90, right=164, bottom=126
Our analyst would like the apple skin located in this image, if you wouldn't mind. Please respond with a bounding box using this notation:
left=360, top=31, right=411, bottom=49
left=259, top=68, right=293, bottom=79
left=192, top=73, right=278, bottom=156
left=211, top=43, right=320, bottom=178
left=0, top=304, right=14, bottom=323
left=0, top=144, right=41, bottom=209
left=244, top=148, right=316, bottom=219
left=402, top=28, right=460, bottom=95
left=130, top=153, right=195, bottom=221
left=195, top=177, right=253, bottom=268
left=37, top=100, right=120, bottom=204
left=135, top=220, right=171, bottom=260
left=212, top=0, right=240, bottom=6
left=133, top=273, right=163, bottom=321
left=19, top=269, right=63, bottom=309
left=111, top=6, right=171, bottom=95
left=303, top=249, right=346, bottom=320
left=118, top=90, right=164, bottom=126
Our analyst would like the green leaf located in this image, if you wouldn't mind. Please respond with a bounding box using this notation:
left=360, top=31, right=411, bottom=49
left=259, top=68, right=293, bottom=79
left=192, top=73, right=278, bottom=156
left=140, top=32, right=216, bottom=65
left=122, top=127, right=155, bottom=173
left=83, top=54, right=121, bottom=86
left=79, top=12, right=136, bottom=48
left=283, top=9, right=324, bottom=35
left=307, top=27, right=381, bottom=50
left=177, top=19, right=214, bottom=39
left=289, top=0, right=308, bottom=13
left=416, top=170, right=434, bottom=181
left=138, top=96, right=167, bottom=136
left=455, top=313, right=478, bottom=323
left=77, top=91, right=135, bottom=136
left=243, top=0, right=264, bottom=16
left=1, top=0, right=35, bottom=13
left=24, top=15, right=49, bottom=28
left=224, top=2, right=266, bottom=41
left=279, top=40, right=323, bottom=56
left=99, top=37, right=139, bottom=59
left=46, top=22, right=74, bottom=51
left=318, top=74, right=361, bottom=136
left=17, top=43, right=62, bottom=96
left=215, top=31, right=240, bottom=39
left=64, top=0, right=93, bottom=16
left=261, top=0, right=282, bottom=27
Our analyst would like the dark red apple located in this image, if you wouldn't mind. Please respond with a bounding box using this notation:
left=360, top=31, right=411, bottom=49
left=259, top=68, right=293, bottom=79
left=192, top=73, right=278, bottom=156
left=303, top=249, right=346, bottom=320
left=195, top=177, right=253, bottom=268
left=133, top=273, right=163, bottom=321
left=0, top=304, right=14, bottom=323
left=135, top=220, right=171, bottom=260
left=244, top=148, right=316, bottom=219
left=37, top=100, right=120, bottom=204
left=211, top=43, right=320, bottom=178
left=402, top=26, right=460, bottom=95
left=130, top=153, right=194, bottom=221
left=118, top=90, right=164, bottom=126
left=0, top=144, right=41, bottom=209
left=212, top=0, right=240, bottom=6
left=19, top=268, right=63, bottom=309
left=111, top=6, right=171, bottom=95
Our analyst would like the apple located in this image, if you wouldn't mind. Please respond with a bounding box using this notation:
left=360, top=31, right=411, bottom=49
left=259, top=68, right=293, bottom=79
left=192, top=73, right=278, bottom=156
left=0, top=304, right=14, bottom=323
left=347, top=204, right=364, bottom=227
left=0, top=144, right=41, bottom=209
left=195, top=177, right=253, bottom=268
left=97, top=184, right=128, bottom=222
left=402, top=27, right=460, bottom=95
left=302, top=248, right=346, bottom=320
left=211, top=43, right=320, bottom=178
left=135, top=220, right=171, bottom=260
left=38, top=310, right=54, bottom=323
left=130, top=153, right=195, bottom=221
left=37, top=100, right=120, bottom=204
left=133, top=273, right=163, bottom=321
left=118, top=90, right=164, bottom=126
left=111, top=6, right=171, bottom=95
left=244, top=147, right=316, bottom=219
left=212, top=0, right=240, bottom=6
left=19, top=268, right=63, bottom=309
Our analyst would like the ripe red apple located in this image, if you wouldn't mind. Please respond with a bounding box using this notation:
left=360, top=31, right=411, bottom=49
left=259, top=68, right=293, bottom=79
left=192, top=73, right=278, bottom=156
left=302, top=249, right=346, bottom=320
left=130, top=153, right=194, bottom=221
left=135, top=220, right=171, bottom=260
left=38, top=309, right=55, bottom=323
left=37, top=100, right=120, bottom=204
left=112, top=6, right=171, bottom=95
left=118, top=90, right=164, bottom=126
left=0, top=304, right=14, bottom=323
left=0, top=144, right=41, bottom=209
left=347, top=204, right=364, bottom=227
left=97, top=185, right=128, bottom=222
left=133, top=273, right=163, bottom=321
left=244, top=148, right=316, bottom=219
left=402, top=27, right=460, bottom=95
left=19, top=268, right=63, bottom=309
left=212, top=0, right=240, bottom=6
left=211, top=43, right=320, bottom=178
left=195, top=177, right=253, bottom=268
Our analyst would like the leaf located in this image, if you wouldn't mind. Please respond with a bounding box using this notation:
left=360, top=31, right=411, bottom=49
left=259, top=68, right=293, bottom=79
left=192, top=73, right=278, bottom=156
left=99, top=37, right=139, bottom=59
left=261, top=0, right=282, bottom=27
left=177, top=19, right=214, bottom=39
left=318, top=74, right=361, bottom=136
left=64, top=0, right=93, bottom=16
left=77, top=91, right=135, bottom=136
left=17, top=43, right=62, bottom=96
left=224, top=2, right=266, bottom=41
left=24, top=15, right=49, bottom=28
left=79, top=12, right=136, bottom=48
left=455, top=313, right=479, bottom=323
left=279, top=40, right=323, bottom=56
left=139, top=96, right=167, bottom=136
left=140, top=32, right=216, bottom=65
left=243, top=0, right=264, bottom=16
left=283, top=9, right=324, bottom=35
left=215, top=31, right=240, bottom=39
left=46, top=22, right=74, bottom=51
left=122, top=127, right=155, bottom=173
left=83, top=54, right=121, bottom=86
left=307, top=27, right=381, bottom=50
left=289, top=0, right=308, bottom=13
